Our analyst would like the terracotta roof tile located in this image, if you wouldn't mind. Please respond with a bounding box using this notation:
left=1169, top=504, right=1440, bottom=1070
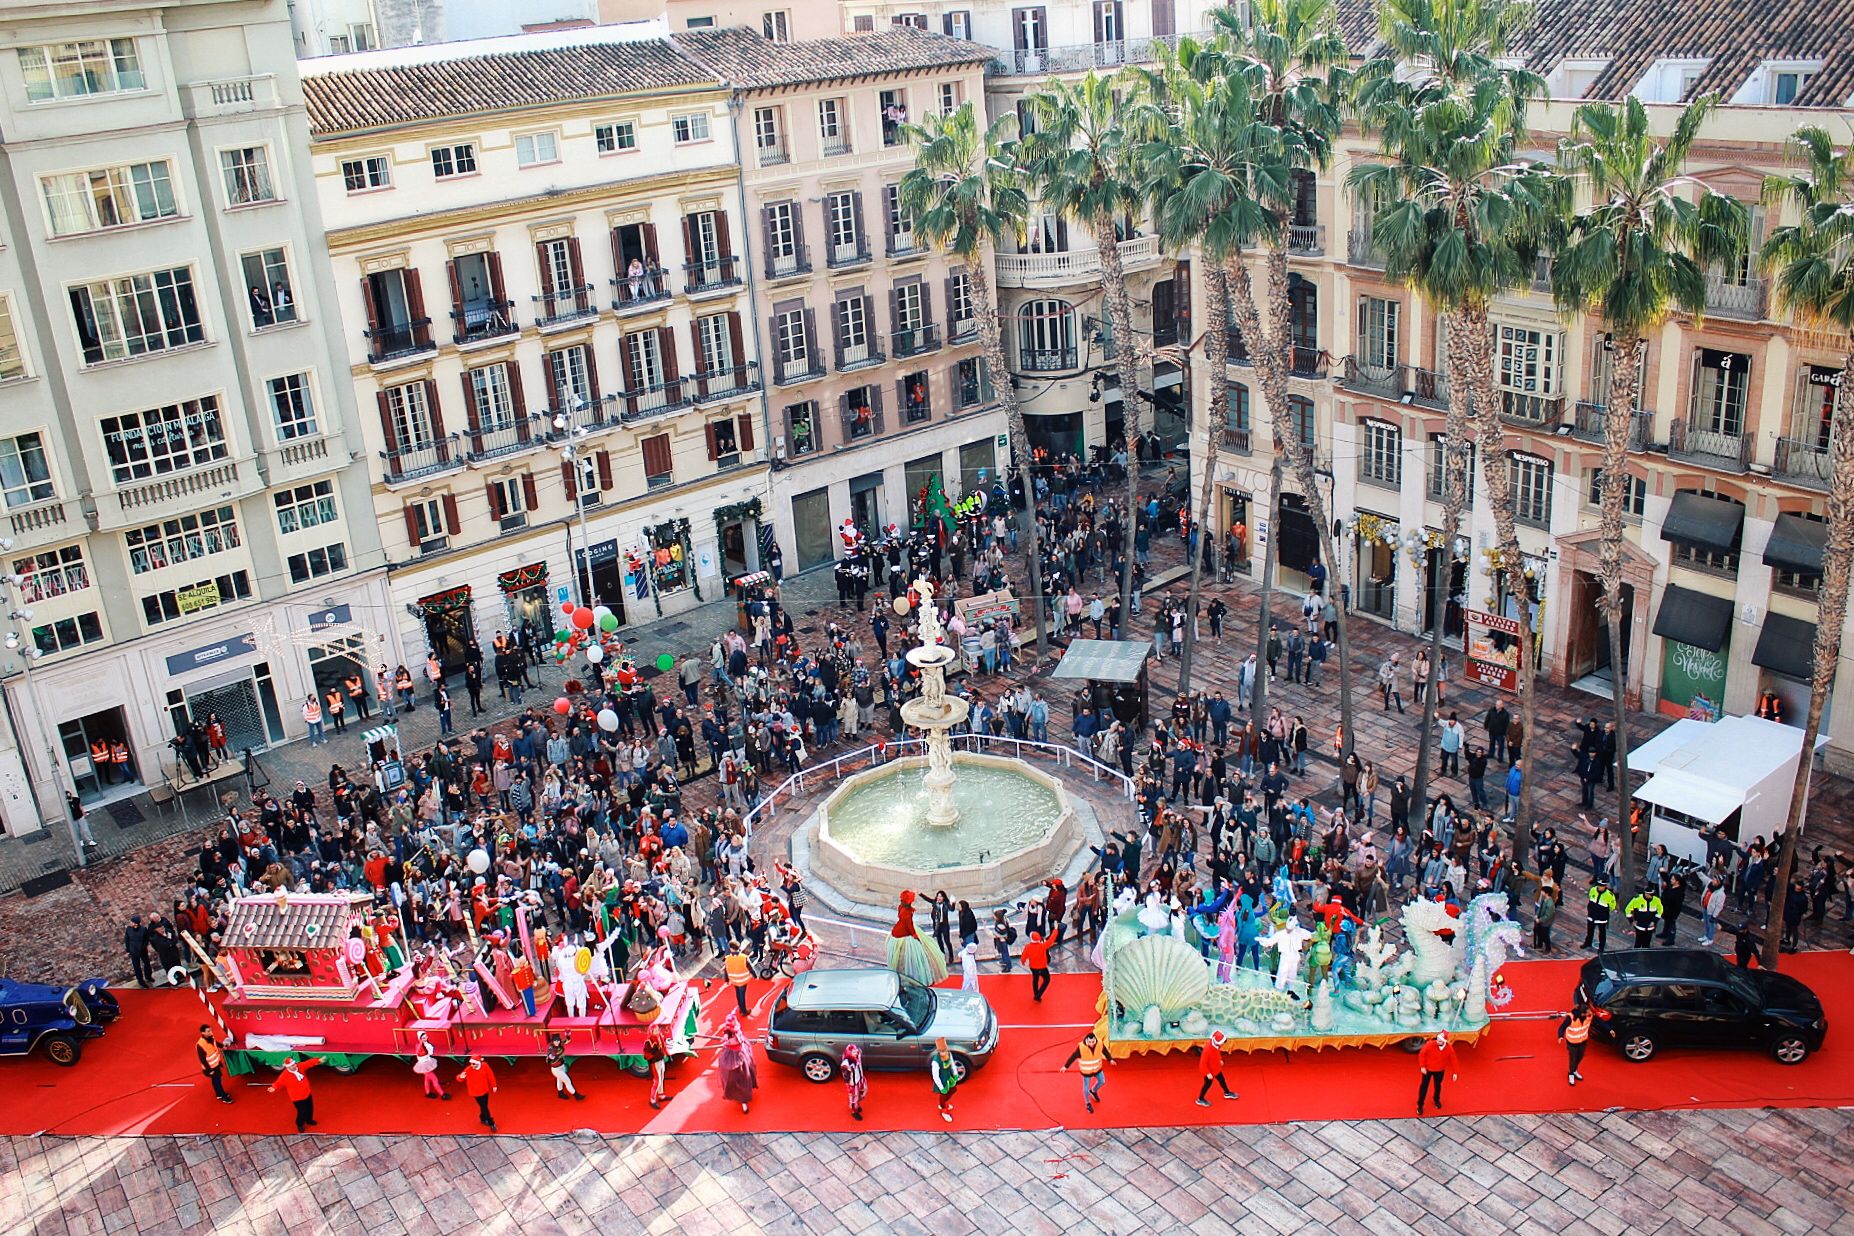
left=672, top=26, right=993, bottom=89
left=226, top=892, right=369, bottom=950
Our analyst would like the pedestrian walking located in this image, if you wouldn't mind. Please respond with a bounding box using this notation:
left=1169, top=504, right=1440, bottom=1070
left=716, top=1012, right=758, bottom=1114
left=1060, top=1030, right=1113, bottom=1113
left=643, top=1024, right=671, bottom=1108
left=195, top=1025, right=234, bottom=1104
left=412, top=1032, right=449, bottom=1099
left=1022, top=929, right=1053, bottom=1002
left=546, top=1034, right=585, bottom=1102
left=1416, top=1032, right=1458, bottom=1115
left=1557, top=1004, right=1607, bottom=1085
left=1194, top=1031, right=1239, bottom=1106
left=929, top=1038, right=961, bottom=1122
left=842, top=1042, right=868, bottom=1121
left=266, top=1055, right=321, bottom=1132
left=459, top=1055, right=498, bottom=1131
left=724, top=939, right=752, bottom=1016
left=959, top=940, right=980, bottom=993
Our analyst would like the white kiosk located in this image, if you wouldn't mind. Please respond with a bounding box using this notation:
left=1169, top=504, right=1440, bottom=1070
left=1626, top=715, right=1827, bottom=867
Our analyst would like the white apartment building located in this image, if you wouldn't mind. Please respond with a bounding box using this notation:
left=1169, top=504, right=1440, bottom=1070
left=0, top=0, right=390, bottom=835
left=289, top=0, right=604, bottom=60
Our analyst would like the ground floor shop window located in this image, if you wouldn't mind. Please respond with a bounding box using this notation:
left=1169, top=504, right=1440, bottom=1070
left=498, top=563, right=551, bottom=643
left=958, top=439, right=996, bottom=495
left=642, top=519, right=696, bottom=598
left=793, top=487, right=833, bottom=570
left=419, top=585, right=475, bottom=675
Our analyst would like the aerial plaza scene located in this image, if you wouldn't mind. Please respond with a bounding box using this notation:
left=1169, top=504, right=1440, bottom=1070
left=1, top=0, right=1852, bottom=1232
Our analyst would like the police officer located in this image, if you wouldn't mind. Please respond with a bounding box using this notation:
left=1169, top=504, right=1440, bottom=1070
left=1625, top=886, right=1664, bottom=949
left=1583, top=876, right=1617, bottom=952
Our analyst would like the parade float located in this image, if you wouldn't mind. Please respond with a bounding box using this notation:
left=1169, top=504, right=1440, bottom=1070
left=210, top=891, right=701, bottom=1077
left=1094, top=891, right=1523, bottom=1055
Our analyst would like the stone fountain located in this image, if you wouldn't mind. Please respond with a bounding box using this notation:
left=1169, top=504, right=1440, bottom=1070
left=897, top=577, right=967, bottom=827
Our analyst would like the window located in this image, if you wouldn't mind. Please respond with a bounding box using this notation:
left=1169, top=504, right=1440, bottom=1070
left=880, top=89, right=909, bottom=147
left=709, top=417, right=740, bottom=466
left=274, top=480, right=338, bottom=535
left=955, top=356, right=993, bottom=409
left=239, top=248, right=297, bottom=330
left=893, top=13, right=929, bottom=29
left=141, top=571, right=252, bottom=626
left=0, top=298, right=26, bottom=381
left=328, top=34, right=351, bottom=54
left=42, top=161, right=177, bottom=236
left=1287, top=395, right=1316, bottom=448
left=340, top=155, right=392, bottom=192
left=267, top=374, right=317, bottom=440
left=827, top=191, right=861, bottom=261
left=754, top=107, right=786, bottom=164
left=102, top=398, right=227, bottom=484
left=837, top=295, right=871, bottom=366
left=283, top=541, right=347, bottom=585
left=626, top=330, right=667, bottom=394
left=766, top=201, right=801, bottom=275
left=672, top=113, right=711, bottom=144
left=1692, top=348, right=1749, bottom=438
left=938, top=83, right=960, bottom=115
left=1770, top=70, right=1812, bottom=105
left=591, top=121, right=635, bottom=155
left=515, top=131, right=559, bottom=167
left=902, top=370, right=930, bottom=423
left=384, top=382, right=437, bottom=451
left=852, top=15, right=875, bottom=31
left=19, top=38, right=145, bottom=102
left=430, top=143, right=477, bottom=178
left=894, top=283, right=925, bottom=336
left=819, top=98, right=848, bottom=154
left=1226, top=382, right=1252, bottom=436
left=571, top=453, right=606, bottom=507
left=1497, top=323, right=1560, bottom=395
left=885, top=185, right=915, bottom=253
left=949, top=272, right=974, bottom=335
left=844, top=384, right=880, bottom=439
left=945, top=11, right=972, bottom=39
left=1510, top=454, right=1552, bottom=528
left=698, top=314, right=735, bottom=375
left=1015, top=99, right=1039, bottom=138
left=546, top=348, right=593, bottom=411
left=774, top=307, right=812, bottom=381
left=1585, top=468, right=1645, bottom=518
left=0, top=432, right=55, bottom=508
left=409, top=497, right=447, bottom=546
left=1361, top=419, right=1401, bottom=487
left=685, top=16, right=716, bottom=28
left=1427, top=433, right=1475, bottom=503
left=69, top=266, right=203, bottom=364
left=219, top=147, right=275, bottom=206
left=785, top=401, right=818, bottom=456
left=488, top=476, right=530, bottom=530
left=1018, top=299, right=1076, bottom=370
left=1358, top=297, right=1400, bottom=370
left=13, top=545, right=91, bottom=603
left=125, top=504, right=240, bottom=574
left=642, top=433, right=673, bottom=488
left=32, top=611, right=103, bottom=655
left=762, top=10, right=791, bottom=41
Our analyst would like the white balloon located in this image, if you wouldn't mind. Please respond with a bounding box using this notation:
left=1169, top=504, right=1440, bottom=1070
left=467, top=847, right=490, bottom=874
left=592, top=605, right=613, bottom=623
left=597, top=708, right=620, bottom=732
left=586, top=644, right=605, bottom=663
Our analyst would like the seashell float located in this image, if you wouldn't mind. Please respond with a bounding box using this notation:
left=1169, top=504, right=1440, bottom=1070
left=1109, top=933, right=1211, bottom=1018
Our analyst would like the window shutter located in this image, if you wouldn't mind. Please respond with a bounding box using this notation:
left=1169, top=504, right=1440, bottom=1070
left=442, top=493, right=461, bottom=534
left=944, top=275, right=956, bottom=327
left=585, top=349, right=602, bottom=401
left=486, top=480, right=504, bottom=520
left=656, top=326, right=680, bottom=381
left=621, top=334, right=641, bottom=391
left=403, top=505, right=421, bottom=546
left=943, top=12, right=954, bottom=33
left=508, top=361, right=527, bottom=415
left=446, top=260, right=463, bottom=317
left=377, top=390, right=398, bottom=451
left=1093, top=2, right=1104, bottom=42
left=839, top=392, right=856, bottom=436
left=566, top=236, right=585, bottom=288
left=1034, top=7, right=1048, bottom=46
left=1175, top=259, right=1191, bottom=332
left=832, top=298, right=846, bottom=370
left=762, top=206, right=776, bottom=278
left=872, top=383, right=886, bottom=433
left=596, top=450, right=612, bottom=490
left=643, top=434, right=672, bottom=478
left=850, top=191, right=864, bottom=248
left=642, top=223, right=660, bottom=268
left=461, top=371, right=482, bottom=432
left=487, top=250, right=506, bottom=301
left=560, top=457, right=578, bottom=501
left=681, top=215, right=696, bottom=267
left=543, top=353, right=562, bottom=412
left=691, top=322, right=709, bottom=397
left=791, top=202, right=806, bottom=256
left=714, top=211, right=731, bottom=260
left=423, top=378, right=443, bottom=433
left=522, top=472, right=538, bottom=511
left=361, top=276, right=381, bottom=332
left=920, top=279, right=934, bottom=327
left=736, top=412, right=754, bottom=452
left=706, top=421, right=720, bottom=461
left=727, top=312, right=744, bottom=374
left=535, top=241, right=554, bottom=296
left=405, top=269, right=427, bottom=323
left=889, top=286, right=902, bottom=334
left=803, top=307, right=817, bottom=369
left=609, top=228, right=625, bottom=281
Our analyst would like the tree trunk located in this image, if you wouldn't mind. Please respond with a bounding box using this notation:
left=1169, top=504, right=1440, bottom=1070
left=1412, top=313, right=1475, bottom=813
left=1601, top=337, right=1647, bottom=899
left=1762, top=343, right=1854, bottom=968
left=1093, top=213, right=1145, bottom=625
left=969, top=260, right=1049, bottom=655
left=1178, top=264, right=1230, bottom=691
left=1462, top=303, right=1543, bottom=872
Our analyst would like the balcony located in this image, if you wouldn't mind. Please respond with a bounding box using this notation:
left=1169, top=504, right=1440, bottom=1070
left=766, top=244, right=811, bottom=281
left=821, top=138, right=853, bottom=159
left=1499, top=390, right=1566, bottom=429
left=1222, top=425, right=1254, bottom=455
left=755, top=139, right=790, bottom=168
left=893, top=325, right=942, bottom=358
left=365, top=319, right=434, bottom=365
left=619, top=378, right=692, bottom=420
left=1019, top=347, right=1079, bottom=373
left=452, top=300, right=516, bottom=345
left=685, top=256, right=743, bottom=296
left=773, top=355, right=825, bottom=386
left=1667, top=418, right=1752, bottom=473
left=116, top=460, right=249, bottom=514
left=1287, top=223, right=1326, bottom=255
left=1705, top=273, right=1767, bottom=321
left=542, top=395, right=623, bottom=437
left=533, top=285, right=597, bottom=329
left=1773, top=435, right=1832, bottom=489
left=993, top=234, right=1161, bottom=289
left=1287, top=345, right=1328, bottom=379
left=887, top=233, right=927, bottom=259
left=1410, top=365, right=1450, bottom=410
left=611, top=268, right=671, bottom=312
left=989, top=34, right=1192, bottom=76
left=837, top=341, right=886, bottom=373
left=1571, top=401, right=1653, bottom=451
left=7, top=498, right=72, bottom=541
left=1347, top=227, right=1385, bottom=269
left=826, top=242, right=872, bottom=270
left=693, top=363, right=759, bottom=402
left=180, top=74, right=279, bottom=119
left=1341, top=355, right=1406, bottom=400
left=382, top=435, right=461, bottom=484
left=464, top=415, right=542, bottom=463
left=949, top=316, right=978, bottom=344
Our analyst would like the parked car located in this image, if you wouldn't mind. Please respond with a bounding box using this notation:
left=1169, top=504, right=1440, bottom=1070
left=0, top=977, right=120, bottom=1066
left=1576, top=949, right=1826, bottom=1065
left=766, top=967, right=999, bottom=1083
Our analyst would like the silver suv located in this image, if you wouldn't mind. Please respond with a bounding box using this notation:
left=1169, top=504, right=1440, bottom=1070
left=765, top=967, right=1000, bottom=1082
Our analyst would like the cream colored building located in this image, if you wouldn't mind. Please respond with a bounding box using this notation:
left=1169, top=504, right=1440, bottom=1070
left=0, top=0, right=390, bottom=836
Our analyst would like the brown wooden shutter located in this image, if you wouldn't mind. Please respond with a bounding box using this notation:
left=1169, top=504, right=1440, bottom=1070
left=1093, top=0, right=1104, bottom=41
left=1175, top=260, right=1192, bottom=332
left=642, top=434, right=672, bottom=478
left=831, top=297, right=846, bottom=369
left=535, top=241, right=554, bottom=297
left=361, top=276, right=381, bottom=332
left=620, top=335, right=641, bottom=391
left=486, top=480, right=504, bottom=520
left=487, top=250, right=506, bottom=302
left=889, top=285, right=902, bottom=334
left=596, top=450, right=612, bottom=490
left=403, top=505, right=421, bottom=546
left=714, top=211, right=731, bottom=260
left=446, top=260, right=463, bottom=318
left=377, top=390, right=398, bottom=450
left=872, top=383, right=886, bottom=433
left=803, top=307, right=818, bottom=369
left=560, top=457, right=577, bottom=501
left=657, top=327, right=680, bottom=380
left=461, top=370, right=482, bottom=432
left=521, top=472, right=538, bottom=511
left=567, top=236, right=585, bottom=287
left=405, top=269, right=428, bottom=323
left=706, top=421, right=720, bottom=461
left=507, top=361, right=527, bottom=414
left=422, top=379, right=443, bottom=433
left=585, top=349, right=602, bottom=401
left=762, top=206, right=776, bottom=278
left=791, top=202, right=806, bottom=256
left=681, top=215, right=695, bottom=267
left=643, top=223, right=660, bottom=269
left=919, top=279, right=934, bottom=327
left=736, top=412, right=755, bottom=452
left=849, top=191, right=864, bottom=249
left=609, top=228, right=625, bottom=282
left=442, top=493, right=461, bottom=534
left=727, top=313, right=744, bottom=372
left=543, top=352, right=562, bottom=412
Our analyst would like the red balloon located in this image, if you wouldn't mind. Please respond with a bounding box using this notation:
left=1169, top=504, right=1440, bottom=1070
left=552, top=697, right=571, bottom=715
left=571, top=607, right=595, bottom=629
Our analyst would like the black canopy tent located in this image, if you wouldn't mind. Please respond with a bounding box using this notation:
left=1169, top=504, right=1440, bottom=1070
left=1052, top=638, right=1153, bottom=730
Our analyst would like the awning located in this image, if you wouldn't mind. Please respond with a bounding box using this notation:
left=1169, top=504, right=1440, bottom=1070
left=1660, top=491, right=1745, bottom=554
left=1051, top=639, right=1151, bottom=683
left=1635, top=772, right=1740, bottom=826
left=1652, top=585, right=1733, bottom=652
left=1762, top=513, right=1826, bottom=576
left=1752, top=612, right=1817, bottom=681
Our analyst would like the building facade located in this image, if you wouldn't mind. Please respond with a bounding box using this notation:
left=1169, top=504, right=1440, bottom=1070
left=288, top=0, right=604, bottom=60
left=305, top=30, right=772, bottom=673
left=0, top=0, right=390, bottom=834
left=674, top=26, right=1006, bottom=570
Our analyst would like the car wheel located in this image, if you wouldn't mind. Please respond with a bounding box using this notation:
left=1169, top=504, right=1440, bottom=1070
left=42, top=1034, right=82, bottom=1066
left=799, top=1052, right=837, bottom=1083
left=624, top=1057, right=652, bottom=1078
left=1769, top=1034, right=1810, bottom=1065
left=1620, top=1033, right=1657, bottom=1063
left=949, top=1053, right=973, bottom=1082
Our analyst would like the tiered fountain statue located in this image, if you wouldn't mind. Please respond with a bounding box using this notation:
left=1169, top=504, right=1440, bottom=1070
left=898, top=578, right=969, bottom=827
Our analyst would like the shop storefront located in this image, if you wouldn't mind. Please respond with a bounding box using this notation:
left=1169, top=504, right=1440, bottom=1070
left=712, top=497, right=762, bottom=581
left=959, top=438, right=998, bottom=495
left=1352, top=511, right=1397, bottom=621
left=627, top=518, right=699, bottom=617
left=1653, top=584, right=1733, bottom=719
left=576, top=539, right=628, bottom=620
left=1487, top=549, right=1547, bottom=670
left=419, top=585, right=476, bottom=675
left=792, top=487, right=833, bottom=571
left=498, top=562, right=552, bottom=644
left=1222, top=488, right=1252, bottom=573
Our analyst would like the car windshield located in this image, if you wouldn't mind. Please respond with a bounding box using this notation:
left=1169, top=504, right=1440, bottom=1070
left=1723, top=970, right=1760, bottom=1005
left=896, top=976, right=936, bottom=1032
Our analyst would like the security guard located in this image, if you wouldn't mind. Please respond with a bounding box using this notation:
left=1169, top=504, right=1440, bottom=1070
left=1583, top=876, right=1617, bottom=952
left=90, top=738, right=112, bottom=783
left=1625, top=886, right=1664, bottom=949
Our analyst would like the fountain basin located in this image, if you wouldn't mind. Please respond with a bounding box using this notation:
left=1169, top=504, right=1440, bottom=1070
left=807, top=753, right=1085, bottom=906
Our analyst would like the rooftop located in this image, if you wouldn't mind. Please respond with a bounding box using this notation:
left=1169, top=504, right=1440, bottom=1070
left=672, top=26, right=994, bottom=89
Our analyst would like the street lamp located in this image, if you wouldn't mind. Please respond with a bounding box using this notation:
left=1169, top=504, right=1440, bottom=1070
left=554, top=407, right=594, bottom=609
left=0, top=555, right=87, bottom=866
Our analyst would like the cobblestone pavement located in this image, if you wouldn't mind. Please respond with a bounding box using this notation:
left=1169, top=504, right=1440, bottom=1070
left=7, top=1106, right=1852, bottom=1235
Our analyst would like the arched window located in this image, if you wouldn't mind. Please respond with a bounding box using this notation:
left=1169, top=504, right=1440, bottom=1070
left=1017, top=299, right=1075, bottom=371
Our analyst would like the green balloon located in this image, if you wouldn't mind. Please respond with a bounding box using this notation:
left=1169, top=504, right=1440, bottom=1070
left=655, top=653, right=676, bottom=672
left=600, top=613, right=620, bottom=633
left=554, top=629, right=571, bottom=644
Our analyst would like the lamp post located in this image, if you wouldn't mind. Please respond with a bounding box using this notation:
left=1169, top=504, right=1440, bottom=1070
left=554, top=408, right=594, bottom=608
left=0, top=564, right=88, bottom=865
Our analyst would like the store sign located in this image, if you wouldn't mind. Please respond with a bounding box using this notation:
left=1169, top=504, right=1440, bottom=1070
left=1698, top=347, right=1743, bottom=372
left=164, top=633, right=257, bottom=677
left=1808, top=365, right=1842, bottom=388
left=1464, top=609, right=1523, bottom=692
left=307, top=604, right=352, bottom=630
left=583, top=539, right=618, bottom=565
left=177, top=582, right=221, bottom=614
left=1660, top=638, right=1727, bottom=721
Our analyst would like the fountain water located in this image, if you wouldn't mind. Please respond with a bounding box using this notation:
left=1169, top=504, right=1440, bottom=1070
left=896, top=578, right=967, bottom=827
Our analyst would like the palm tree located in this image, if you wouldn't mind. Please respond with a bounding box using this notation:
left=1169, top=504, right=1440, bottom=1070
left=1209, top=0, right=1359, bottom=754
left=1756, top=125, right=1854, bottom=967
left=899, top=104, right=1047, bottom=653
left=1022, top=73, right=1151, bottom=625
left=1551, top=94, right=1745, bottom=900
left=1351, top=0, right=1548, bottom=841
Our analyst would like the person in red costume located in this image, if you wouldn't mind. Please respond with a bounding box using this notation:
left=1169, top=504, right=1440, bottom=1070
left=885, top=890, right=947, bottom=984
left=1416, top=1031, right=1459, bottom=1115
left=266, top=1055, right=322, bottom=1131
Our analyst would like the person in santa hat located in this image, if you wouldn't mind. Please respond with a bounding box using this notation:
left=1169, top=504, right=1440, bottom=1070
left=412, top=1032, right=449, bottom=1100
left=266, top=1055, right=322, bottom=1132
left=457, top=1055, right=498, bottom=1131
left=1416, top=1031, right=1459, bottom=1115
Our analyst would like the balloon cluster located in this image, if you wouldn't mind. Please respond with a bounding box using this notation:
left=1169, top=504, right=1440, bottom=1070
left=551, top=600, right=622, bottom=668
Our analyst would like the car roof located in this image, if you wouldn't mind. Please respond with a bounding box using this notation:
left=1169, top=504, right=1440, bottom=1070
left=784, top=968, right=901, bottom=1011
left=1588, top=949, right=1729, bottom=984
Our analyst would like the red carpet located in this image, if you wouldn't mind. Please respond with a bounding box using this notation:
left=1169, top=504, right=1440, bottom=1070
left=6, top=954, right=1850, bottom=1137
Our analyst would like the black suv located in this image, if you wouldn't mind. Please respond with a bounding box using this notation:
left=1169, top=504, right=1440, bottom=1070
left=1576, top=949, right=1827, bottom=1065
